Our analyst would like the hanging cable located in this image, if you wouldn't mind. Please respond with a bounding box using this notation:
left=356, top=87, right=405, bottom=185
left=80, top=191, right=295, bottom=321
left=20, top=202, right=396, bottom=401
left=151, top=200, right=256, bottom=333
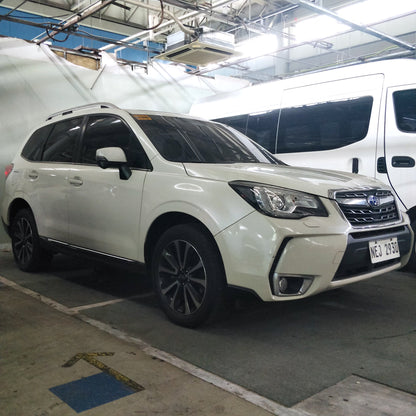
left=144, top=0, right=165, bottom=31
left=45, top=24, right=70, bottom=42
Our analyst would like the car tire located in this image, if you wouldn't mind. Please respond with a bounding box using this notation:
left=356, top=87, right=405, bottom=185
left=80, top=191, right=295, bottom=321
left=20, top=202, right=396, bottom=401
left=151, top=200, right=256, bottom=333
left=10, top=208, right=52, bottom=272
left=151, top=223, right=226, bottom=327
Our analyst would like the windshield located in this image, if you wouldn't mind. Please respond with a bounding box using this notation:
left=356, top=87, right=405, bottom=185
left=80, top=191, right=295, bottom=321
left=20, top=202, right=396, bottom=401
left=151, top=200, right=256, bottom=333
left=132, top=114, right=281, bottom=165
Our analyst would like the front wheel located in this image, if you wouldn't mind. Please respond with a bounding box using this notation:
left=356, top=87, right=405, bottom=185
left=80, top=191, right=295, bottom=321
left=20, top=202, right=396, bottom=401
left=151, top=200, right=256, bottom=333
left=10, top=208, right=52, bottom=272
left=151, top=223, right=226, bottom=327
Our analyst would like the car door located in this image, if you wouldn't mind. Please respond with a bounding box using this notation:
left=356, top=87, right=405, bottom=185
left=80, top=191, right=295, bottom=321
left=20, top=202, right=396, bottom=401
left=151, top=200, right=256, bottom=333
left=67, top=114, right=150, bottom=261
left=25, top=117, right=83, bottom=242
left=384, top=86, right=416, bottom=210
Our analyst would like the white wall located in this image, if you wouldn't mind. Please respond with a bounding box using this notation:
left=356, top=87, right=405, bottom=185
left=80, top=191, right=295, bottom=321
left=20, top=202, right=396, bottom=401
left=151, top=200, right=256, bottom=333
left=0, top=37, right=248, bottom=246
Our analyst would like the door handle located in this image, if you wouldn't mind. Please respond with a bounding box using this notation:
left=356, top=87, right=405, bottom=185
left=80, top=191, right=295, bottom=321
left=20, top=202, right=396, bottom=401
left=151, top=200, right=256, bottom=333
left=352, top=158, right=359, bottom=173
left=28, top=170, right=39, bottom=180
left=391, top=156, right=415, bottom=168
left=69, top=176, right=83, bottom=186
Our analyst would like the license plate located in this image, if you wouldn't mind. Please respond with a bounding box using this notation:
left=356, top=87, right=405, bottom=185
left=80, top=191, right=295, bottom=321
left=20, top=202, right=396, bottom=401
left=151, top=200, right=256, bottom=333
left=369, top=237, right=400, bottom=264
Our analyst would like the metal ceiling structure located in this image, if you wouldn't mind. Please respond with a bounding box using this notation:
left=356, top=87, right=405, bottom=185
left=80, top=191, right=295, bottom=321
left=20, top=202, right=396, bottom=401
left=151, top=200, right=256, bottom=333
left=0, top=0, right=415, bottom=83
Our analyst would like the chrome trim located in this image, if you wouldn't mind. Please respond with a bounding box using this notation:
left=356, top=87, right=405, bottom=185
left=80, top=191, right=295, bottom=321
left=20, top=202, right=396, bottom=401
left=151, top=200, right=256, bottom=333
left=336, top=195, right=395, bottom=207
left=329, top=188, right=403, bottom=229
left=272, top=273, right=314, bottom=297
left=328, top=186, right=382, bottom=200
left=335, top=212, right=402, bottom=230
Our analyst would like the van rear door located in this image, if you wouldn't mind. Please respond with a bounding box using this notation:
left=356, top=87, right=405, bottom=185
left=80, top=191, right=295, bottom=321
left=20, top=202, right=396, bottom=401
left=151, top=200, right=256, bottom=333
left=384, top=86, right=416, bottom=211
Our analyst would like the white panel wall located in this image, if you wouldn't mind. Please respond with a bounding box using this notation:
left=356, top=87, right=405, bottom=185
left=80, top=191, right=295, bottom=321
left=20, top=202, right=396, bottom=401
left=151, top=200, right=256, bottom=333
left=0, top=37, right=247, bottom=246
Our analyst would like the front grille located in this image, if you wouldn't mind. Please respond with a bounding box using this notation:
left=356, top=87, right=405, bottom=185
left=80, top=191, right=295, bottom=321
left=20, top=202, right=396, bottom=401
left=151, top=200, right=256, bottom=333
left=334, top=190, right=400, bottom=227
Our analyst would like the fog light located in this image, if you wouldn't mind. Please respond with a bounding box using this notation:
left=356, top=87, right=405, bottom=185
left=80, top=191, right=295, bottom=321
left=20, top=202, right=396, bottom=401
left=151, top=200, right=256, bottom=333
left=272, top=273, right=314, bottom=296
left=278, top=277, right=288, bottom=293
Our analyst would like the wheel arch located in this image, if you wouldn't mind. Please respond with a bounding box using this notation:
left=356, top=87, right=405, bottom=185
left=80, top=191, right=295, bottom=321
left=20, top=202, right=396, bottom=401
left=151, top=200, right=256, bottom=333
left=144, top=212, right=225, bottom=274
left=5, top=198, right=32, bottom=233
left=406, top=205, right=416, bottom=224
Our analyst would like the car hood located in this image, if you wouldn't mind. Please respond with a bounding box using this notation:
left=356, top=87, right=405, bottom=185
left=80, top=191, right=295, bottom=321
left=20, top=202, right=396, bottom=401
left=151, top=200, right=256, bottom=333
left=183, top=163, right=385, bottom=198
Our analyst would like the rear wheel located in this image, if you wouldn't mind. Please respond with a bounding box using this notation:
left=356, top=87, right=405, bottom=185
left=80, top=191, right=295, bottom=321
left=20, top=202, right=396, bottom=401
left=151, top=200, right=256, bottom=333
left=152, top=223, right=226, bottom=327
left=10, top=209, right=52, bottom=272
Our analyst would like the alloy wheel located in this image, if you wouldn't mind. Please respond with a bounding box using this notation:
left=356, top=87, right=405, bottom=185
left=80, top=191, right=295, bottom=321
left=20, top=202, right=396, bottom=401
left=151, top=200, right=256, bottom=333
left=13, top=217, right=34, bottom=266
left=157, top=239, right=207, bottom=315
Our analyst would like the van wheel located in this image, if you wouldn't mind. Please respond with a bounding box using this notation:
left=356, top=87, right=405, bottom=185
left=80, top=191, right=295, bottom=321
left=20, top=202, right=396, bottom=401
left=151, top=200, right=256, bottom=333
left=10, top=209, right=52, bottom=272
left=151, top=224, right=226, bottom=327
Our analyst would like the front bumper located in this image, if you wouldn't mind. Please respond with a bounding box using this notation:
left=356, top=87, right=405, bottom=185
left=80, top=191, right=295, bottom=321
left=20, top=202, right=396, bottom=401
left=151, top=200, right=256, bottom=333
left=332, top=225, right=412, bottom=281
left=215, top=202, right=413, bottom=302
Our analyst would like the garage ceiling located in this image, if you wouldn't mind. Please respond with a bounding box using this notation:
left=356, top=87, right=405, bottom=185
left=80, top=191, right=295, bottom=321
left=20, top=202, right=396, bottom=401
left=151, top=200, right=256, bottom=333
left=1, top=0, right=415, bottom=83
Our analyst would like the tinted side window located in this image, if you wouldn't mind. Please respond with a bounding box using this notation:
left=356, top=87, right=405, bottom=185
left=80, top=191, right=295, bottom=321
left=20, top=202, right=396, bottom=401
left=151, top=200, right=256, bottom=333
left=42, top=118, right=83, bottom=162
left=21, top=124, right=53, bottom=161
left=247, top=110, right=279, bottom=153
left=216, top=114, right=248, bottom=137
left=277, top=96, right=373, bottom=153
left=393, top=89, right=416, bottom=132
left=216, top=112, right=279, bottom=154
left=81, top=115, right=149, bottom=169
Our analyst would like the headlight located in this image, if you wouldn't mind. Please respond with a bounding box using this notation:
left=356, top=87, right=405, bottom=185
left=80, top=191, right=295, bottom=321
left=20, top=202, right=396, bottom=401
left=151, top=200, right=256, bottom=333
left=229, top=181, right=328, bottom=219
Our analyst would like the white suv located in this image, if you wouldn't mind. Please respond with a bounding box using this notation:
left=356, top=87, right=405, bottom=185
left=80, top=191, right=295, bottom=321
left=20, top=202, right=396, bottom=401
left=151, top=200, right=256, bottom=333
left=1, top=103, right=413, bottom=327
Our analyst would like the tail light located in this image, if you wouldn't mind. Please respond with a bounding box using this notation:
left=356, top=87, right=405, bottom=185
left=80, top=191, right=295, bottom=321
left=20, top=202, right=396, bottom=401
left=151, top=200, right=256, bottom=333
left=5, top=163, right=14, bottom=179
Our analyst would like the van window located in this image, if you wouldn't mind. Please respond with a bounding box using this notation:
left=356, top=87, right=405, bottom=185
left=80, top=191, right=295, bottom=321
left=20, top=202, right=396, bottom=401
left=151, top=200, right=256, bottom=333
left=81, top=115, right=150, bottom=169
left=393, top=89, right=416, bottom=132
left=42, top=118, right=83, bottom=163
left=277, top=96, right=373, bottom=153
left=216, top=96, right=373, bottom=154
left=219, top=114, right=248, bottom=136
left=247, top=110, right=280, bottom=153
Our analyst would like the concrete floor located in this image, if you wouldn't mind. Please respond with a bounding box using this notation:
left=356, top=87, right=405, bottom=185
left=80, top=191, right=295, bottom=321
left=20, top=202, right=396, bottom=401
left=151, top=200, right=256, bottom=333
left=1, top=249, right=416, bottom=415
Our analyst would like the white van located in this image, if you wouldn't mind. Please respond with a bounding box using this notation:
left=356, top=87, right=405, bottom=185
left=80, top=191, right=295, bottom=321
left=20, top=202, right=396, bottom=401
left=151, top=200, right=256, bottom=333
left=190, top=59, right=416, bottom=269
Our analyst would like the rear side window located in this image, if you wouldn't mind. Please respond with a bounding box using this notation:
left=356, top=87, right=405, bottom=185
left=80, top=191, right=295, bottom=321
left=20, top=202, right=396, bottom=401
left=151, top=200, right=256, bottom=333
left=21, top=124, right=53, bottom=161
left=42, top=117, right=83, bottom=162
left=277, top=96, right=373, bottom=153
left=81, top=115, right=150, bottom=169
left=393, top=89, right=416, bottom=132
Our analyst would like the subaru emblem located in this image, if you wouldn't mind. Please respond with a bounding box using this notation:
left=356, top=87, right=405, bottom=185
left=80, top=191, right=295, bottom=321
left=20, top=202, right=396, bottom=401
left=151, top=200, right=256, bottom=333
left=367, top=195, right=380, bottom=207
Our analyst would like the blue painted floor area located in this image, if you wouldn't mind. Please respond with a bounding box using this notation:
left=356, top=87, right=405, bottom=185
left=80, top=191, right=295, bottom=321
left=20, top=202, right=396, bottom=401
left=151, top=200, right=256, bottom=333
left=50, top=372, right=137, bottom=413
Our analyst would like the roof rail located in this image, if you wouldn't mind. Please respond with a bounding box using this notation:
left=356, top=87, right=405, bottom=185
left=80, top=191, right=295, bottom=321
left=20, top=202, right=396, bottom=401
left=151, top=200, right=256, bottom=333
left=46, top=102, right=119, bottom=121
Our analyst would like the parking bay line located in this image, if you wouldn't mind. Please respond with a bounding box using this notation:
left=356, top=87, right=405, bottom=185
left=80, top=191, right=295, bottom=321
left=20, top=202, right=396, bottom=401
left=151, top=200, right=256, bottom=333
left=0, top=274, right=312, bottom=416
left=69, top=293, right=154, bottom=313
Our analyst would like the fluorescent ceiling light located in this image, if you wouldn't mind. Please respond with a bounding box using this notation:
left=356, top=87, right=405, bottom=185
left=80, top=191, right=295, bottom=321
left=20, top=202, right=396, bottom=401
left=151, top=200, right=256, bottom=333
left=294, top=0, right=416, bottom=43
left=236, top=34, right=279, bottom=59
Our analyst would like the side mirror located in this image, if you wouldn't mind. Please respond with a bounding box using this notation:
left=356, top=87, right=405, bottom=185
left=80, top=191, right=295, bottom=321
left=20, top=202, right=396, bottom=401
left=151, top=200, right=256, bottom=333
left=96, top=147, right=132, bottom=180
